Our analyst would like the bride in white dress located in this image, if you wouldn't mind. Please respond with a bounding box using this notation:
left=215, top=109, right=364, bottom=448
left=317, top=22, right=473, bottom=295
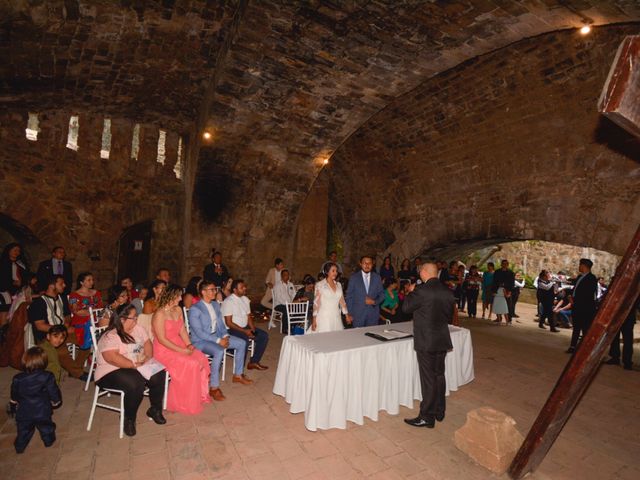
left=310, top=264, right=352, bottom=333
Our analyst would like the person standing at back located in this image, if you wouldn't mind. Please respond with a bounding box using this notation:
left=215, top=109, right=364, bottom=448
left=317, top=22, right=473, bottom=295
left=346, top=255, right=385, bottom=328
left=37, top=247, right=73, bottom=296
left=567, top=258, right=598, bottom=353
left=402, top=262, right=453, bottom=428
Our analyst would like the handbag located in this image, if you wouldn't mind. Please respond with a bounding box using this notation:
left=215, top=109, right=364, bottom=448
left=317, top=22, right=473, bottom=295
left=80, top=319, right=93, bottom=349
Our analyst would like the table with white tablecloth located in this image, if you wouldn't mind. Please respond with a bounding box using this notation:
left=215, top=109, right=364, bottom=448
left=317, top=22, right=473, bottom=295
left=272, top=322, right=474, bottom=431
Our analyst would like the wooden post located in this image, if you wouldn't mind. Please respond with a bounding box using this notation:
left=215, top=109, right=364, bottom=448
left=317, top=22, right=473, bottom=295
left=508, top=226, right=640, bottom=479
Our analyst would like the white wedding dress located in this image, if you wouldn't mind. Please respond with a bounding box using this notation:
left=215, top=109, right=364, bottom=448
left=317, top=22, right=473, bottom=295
left=309, top=279, right=348, bottom=333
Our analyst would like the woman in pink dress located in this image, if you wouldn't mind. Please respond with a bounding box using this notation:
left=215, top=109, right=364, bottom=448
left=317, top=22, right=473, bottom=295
left=152, top=285, right=210, bottom=414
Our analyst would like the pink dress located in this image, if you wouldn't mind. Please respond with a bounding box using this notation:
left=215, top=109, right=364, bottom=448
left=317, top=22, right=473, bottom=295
left=153, top=317, right=211, bottom=414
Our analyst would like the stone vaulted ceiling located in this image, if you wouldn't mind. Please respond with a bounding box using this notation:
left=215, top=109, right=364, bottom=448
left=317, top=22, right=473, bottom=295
left=2, top=1, right=640, bottom=278
left=2, top=1, right=640, bottom=178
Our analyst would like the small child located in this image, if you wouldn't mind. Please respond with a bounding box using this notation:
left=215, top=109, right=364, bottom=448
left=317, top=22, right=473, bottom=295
left=39, top=324, right=67, bottom=385
left=10, top=346, right=62, bottom=453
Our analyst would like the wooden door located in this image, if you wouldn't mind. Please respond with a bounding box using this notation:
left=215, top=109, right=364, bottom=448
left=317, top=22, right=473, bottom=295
left=117, top=221, right=152, bottom=285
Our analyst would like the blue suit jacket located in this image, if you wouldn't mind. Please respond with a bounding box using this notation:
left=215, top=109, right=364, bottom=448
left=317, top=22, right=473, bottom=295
left=188, top=300, right=229, bottom=345
left=346, top=270, right=385, bottom=319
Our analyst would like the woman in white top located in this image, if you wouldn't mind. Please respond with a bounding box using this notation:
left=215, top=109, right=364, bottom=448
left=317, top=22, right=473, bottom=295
left=310, top=263, right=352, bottom=333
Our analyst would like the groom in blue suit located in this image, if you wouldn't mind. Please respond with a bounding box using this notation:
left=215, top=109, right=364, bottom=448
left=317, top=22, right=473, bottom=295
left=346, top=255, right=385, bottom=328
left=188, top=279, right=249, bottom=400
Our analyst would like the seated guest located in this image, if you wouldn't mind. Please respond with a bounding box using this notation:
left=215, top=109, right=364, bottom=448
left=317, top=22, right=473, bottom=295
left=260, top=258, right=285, bottom=309
left=398, top=259, right=412, bottom=282
left=294, top=276, right=315, bottom=307
left=380, top=277, right=401, bottom=324
left=152, top=285, right=211, bottom=415
left=120, top=277, right=138, bottom=302
left=40, top=325, right=67, bottom=385
left=1, top=242, right=28, bottom=324
left=10, top=346, right=62, bottom=453
left=143, top=280, right=167, bottom=314
left=96, top=304, right=167, bottom=436
left=203, top=251, right=230, bottom=288
left=101, top=285, right=129, bottom=327
left=189, top=280, right=252, bottom=400
left=155, top=268, right=171, bottom=284
left=28, top=275, right=88, bottom=380
left=36, top=246, right=72, bottom=296
left=379, top=256, right=395, bottom=284
left=273, top=269, right=303, bottom=333
left=222, top=280, right=269, bottom=371
left=68, top=272, right=103, bottom=345
left=131, top=286, right=148, bottom=315
left=553, top=290, right=573, bottom=328
left=8, top=272, right=37, bottom=322
left=182, top=276, right=202, bottom=309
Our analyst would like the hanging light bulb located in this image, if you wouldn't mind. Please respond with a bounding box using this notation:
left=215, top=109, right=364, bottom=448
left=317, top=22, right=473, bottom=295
left=202, top=131, right=212, bottom=140
left=580, top=25, right=591, bottom=35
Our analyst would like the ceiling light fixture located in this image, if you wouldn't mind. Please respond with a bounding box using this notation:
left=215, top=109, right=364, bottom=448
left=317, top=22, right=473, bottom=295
left=202, top=131, right=212, bottom=140
left=580, top=25, right=591, bottom=35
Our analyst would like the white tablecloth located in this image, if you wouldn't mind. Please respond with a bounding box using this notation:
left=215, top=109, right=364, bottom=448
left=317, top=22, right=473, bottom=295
left=273, top=322, right=474, bottom=431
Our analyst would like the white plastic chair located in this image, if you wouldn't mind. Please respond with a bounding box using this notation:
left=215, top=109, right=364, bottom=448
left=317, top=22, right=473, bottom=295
left=84, top=324, right=107, bottom=391
left=285, top=301, right=309, bottom=335
left=221, top=338, right=254, bottom=381
left=182, top=306, right=190, bottom=334
left=89, top=306, right=105, bottom=326
left=268, top=289, right=282, bottom=331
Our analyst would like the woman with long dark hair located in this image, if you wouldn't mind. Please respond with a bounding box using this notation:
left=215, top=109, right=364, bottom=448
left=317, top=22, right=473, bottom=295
left=68, top=272, right=103, bottom=345
left=143, top=279, right=166, bottom=314
left=95, top=304, right=167, bottom=436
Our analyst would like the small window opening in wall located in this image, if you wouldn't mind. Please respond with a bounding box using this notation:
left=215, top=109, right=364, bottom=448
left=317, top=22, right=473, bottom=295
left=173, top=136, right=183, bottom=179
left=66, top=115, right=79, bottom=151
left=131, top=123, right=140, bottom=161
left=157, top=129, right=166, bottom=165
left=25, top=112, right=40, bottom=141
left=100, top=118, right=111, bottom=159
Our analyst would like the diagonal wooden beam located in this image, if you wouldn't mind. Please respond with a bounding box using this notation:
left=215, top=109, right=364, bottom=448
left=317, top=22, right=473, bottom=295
left=508, top=225, right=640, bottom=479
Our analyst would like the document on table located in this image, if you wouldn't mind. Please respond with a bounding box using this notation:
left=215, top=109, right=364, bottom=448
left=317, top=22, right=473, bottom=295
left=365, top=329, right=413, bottom=342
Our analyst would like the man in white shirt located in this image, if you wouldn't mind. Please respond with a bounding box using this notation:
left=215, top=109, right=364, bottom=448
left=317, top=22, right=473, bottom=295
left=189, top=280, right=252, bottom=399
left=222, top=280, right=269, bottom=371
left=273, top=269, right=305, bottom=334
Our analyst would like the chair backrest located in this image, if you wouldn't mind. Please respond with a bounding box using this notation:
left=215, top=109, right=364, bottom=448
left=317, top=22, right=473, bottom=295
left=182, top=306, right=190, bottom=334
left=90, top=324, right=109, bottom=356
left=89, top=307, right=105, bottom=326
left=286, top=301, right=309, bottom=319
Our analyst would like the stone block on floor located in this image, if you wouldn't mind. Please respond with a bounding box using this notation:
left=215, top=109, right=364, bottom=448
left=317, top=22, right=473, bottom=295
left=454, top=406, right=523, bottom=475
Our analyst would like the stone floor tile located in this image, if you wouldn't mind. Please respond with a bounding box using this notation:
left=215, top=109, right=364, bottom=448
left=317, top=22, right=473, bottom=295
left=93, top=454, right=130, bottom=477
left=300, top=435, right=339, bottom=459
left=347, top=451, right=389, bottom=476
left=270, top=436, right=305, bottom=461
left=367, top=436, right=404, bottom=458
left=383, top=452, right=425, bottom=477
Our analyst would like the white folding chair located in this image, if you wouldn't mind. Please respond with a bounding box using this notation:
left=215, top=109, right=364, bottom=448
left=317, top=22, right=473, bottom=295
left=86, top=325, right=126, bottom=437
left=285, top=301, right=309, bottom=335
left=385, top=318, right=391, bottom=325
left=84, top=324, right=107, bottom=391
left=268, top=289, right=282, bottom=331
left=89, top=306, right=105, bottom=326
left=222, top=338, right=254, bottom=381
left=182, top=306, right=190, bottom=334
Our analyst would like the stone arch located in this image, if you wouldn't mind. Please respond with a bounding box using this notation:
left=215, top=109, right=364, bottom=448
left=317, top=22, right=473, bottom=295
left=0, top=212, right=46, bottom=269
left=328, top=25, right=640, bottom=268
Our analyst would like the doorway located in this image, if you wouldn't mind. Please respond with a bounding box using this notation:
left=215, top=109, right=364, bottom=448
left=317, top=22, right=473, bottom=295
left=117, top=221, right=152, bottom=285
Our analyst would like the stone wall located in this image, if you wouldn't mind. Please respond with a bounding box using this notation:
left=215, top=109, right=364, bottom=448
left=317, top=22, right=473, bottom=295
left=472, top=241, right=621, bottom=281
left=0, top=110, right=184, bottom=288
left=328, top=25, right=640, bottom=272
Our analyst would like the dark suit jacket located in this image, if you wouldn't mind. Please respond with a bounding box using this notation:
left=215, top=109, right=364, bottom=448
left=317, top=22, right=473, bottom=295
left=0, top=259, right=26, bottom=294
left=203, top=263, right=229, bottom=288
left=402, top=278, right=454, bottom=352
left=492, top=268, right=515, bottom=293
left=345, top=270, right=385, bottom=319
left=37, top=259, right=73, bottom=294
left=572, top=272, right=598, bottom=317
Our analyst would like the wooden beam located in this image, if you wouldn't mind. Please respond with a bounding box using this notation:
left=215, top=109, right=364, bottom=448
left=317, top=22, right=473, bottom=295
left=508, top=225, right=640, bottom=479
left=598, top=35, right=640, bottom=138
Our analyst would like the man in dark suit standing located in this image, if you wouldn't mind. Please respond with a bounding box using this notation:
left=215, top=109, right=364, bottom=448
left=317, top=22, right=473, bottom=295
left=567, top=258, right=598, bottom=353
left=203, top=251, right=230, bottom=288
left=402, top=262, right=454, bottom=428
left=346, top=255, right=385, bottom=328
left=37, top=247, right=72, bottom=295
left=492, top=259, right=515, bottom=323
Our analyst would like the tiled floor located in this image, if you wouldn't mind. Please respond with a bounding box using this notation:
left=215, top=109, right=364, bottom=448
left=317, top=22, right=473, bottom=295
left=1, top=303, right=638, bottom=479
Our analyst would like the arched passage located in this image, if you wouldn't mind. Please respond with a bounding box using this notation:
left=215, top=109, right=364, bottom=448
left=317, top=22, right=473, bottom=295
left=0, top=212, right=45, bottom=269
